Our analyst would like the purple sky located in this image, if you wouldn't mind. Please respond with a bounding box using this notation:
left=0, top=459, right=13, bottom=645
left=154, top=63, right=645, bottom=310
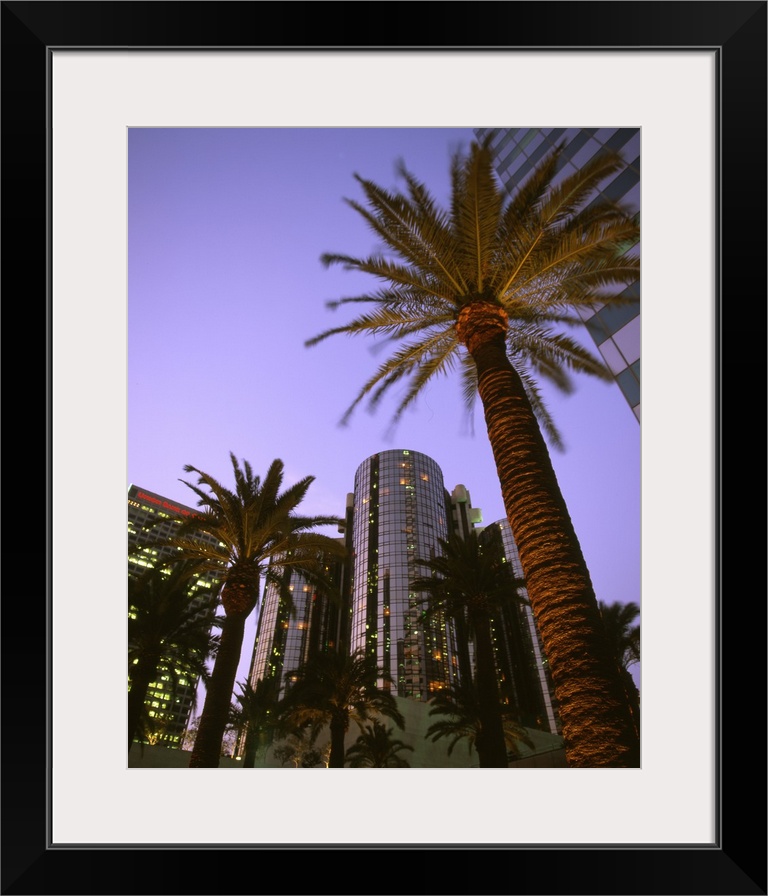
left=128, top=127, right=640, bottom=695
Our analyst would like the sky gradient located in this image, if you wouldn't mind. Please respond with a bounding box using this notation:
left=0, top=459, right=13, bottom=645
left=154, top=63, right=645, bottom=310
left=128, top=127, right=641, bottom=696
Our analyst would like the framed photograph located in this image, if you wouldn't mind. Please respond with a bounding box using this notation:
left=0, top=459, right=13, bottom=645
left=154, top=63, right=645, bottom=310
left=6, top=2, right=764, bottom=893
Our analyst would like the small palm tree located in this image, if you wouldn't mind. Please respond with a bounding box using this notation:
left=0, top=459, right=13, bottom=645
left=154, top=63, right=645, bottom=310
left=272, top=726, right=326, bottom=768
left=410, top=530, right=527, bottom=768
left=157, top=453, right=345, bottom=767
left=599, top=600, right=641, bottom=736
left=228, top=677, right=282, bottom=767
left=426, top=683, right=535, bottom=765
left=128, top=559, right=220, bottom=750
left=280, top=649, right=405, bottom=768
left=345, top=719, right=414, bottom=768
left=599, top=600, right=640, bottom=670
left=307, top=137, right=640, bottom=766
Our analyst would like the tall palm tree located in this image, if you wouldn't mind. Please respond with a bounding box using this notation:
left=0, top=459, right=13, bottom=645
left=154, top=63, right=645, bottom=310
left=345, top=719, right=414, bottom=768
left=159, top=453, right=345, bottom=767
left=229, top=677, right=282, bottom=768
left=426, top=683, right=535, bottom=765
left=280, top=648, right=405, bottom=768
left=410, top=530, right=527, bottom=768
left=128, top=559, right=220, bottom=751
left=306, top=137, right=640, bottom=767
left=599, top=600, right=641, bottom=736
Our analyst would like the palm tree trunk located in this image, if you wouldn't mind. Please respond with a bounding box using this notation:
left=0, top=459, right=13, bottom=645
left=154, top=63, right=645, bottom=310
left=463, top=306, right=639, bottom=767
left=241, top=729, right=259, bottom=768
left=189, top=612, right=246, bottom=768
left=472, top=611, right=509, bottom=768
left=329, top=715, right=347, bottom=768
left=454, top=612, right=473, bottom=687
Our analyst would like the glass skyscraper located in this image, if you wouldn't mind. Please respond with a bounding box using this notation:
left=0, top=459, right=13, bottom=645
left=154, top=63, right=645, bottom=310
left=246, top=544, right=345, bottom=699
left=242, top=449, right=562, bottom=761
left=349, top=449, right=460, bottom=700
left=474, top=127, right=641, bottom=422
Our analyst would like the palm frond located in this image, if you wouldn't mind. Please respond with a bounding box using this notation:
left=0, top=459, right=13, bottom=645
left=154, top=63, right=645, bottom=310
left=307, top=137, right=639, bottom=451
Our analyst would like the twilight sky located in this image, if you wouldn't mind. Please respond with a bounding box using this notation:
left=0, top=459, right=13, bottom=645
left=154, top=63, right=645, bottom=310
left=128, top=127, right=641, bottom=693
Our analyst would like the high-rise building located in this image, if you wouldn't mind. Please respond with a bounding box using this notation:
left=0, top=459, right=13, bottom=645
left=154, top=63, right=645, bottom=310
left=127, top=484, right=222, bottom=746
left=474, top=127, right=641, bottom=422
left=241, top=449, right=562, bottom=765
left=348, top=449, right=467, bottom=701
left=246, top=542, right=345, bottom=699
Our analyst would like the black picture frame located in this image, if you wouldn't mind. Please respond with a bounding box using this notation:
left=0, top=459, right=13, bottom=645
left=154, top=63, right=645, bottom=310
left=3, top=2, right=765, bottom=894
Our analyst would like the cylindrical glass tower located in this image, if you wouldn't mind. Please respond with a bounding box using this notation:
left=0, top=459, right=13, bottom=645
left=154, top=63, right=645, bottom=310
left=349, top=449, right=460, bottom=701
left=247, top=545, right=344, bottom=698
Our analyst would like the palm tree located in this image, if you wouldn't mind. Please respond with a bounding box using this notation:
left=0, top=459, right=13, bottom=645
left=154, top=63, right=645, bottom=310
left=229, top=677, right=282, bottom=767
left=158, top=453, right=345, bottom=767
left=306, top=137, right=640, bottom=767
left=182, top=713, right=239, bottom=758
left=410, top=530, right=527, bottom=768
left=599, top=600, right=640, bottom=670
left=345, top=719, right=414, bottom=768
left=280, top=648, right=405, bottom=768
left=272, top=727, right=327, bottom=768
left=426, top=683, right=535, bottom=765
left=128, top=559, right=220, bottom=751
left=599, top=600, right=641, bottom=736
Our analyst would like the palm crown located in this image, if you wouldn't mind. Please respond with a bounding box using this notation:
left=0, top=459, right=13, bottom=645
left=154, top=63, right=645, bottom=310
left=410, top=530, right=527, bottom=622
left=307, top=137, right=638, bottom=448
left=344, top=719, right=414, bottom=768
left=599, top=600, right=641, bottom=672
left=169, top=453, right=344, bottom=615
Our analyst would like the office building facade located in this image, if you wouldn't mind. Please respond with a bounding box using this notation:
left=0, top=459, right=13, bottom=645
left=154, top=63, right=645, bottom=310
left=347, top=449, right=462, bottom=700
left=474, top=127, right=641, bottom=421
left=127, top=485, right=222, bottom=746
left=246, top=543, right=345, bottom=699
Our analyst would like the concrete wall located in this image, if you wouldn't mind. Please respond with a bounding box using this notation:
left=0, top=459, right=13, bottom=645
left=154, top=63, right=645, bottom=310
left=128, top=743, right=242, bottom=768
left=129, top=696, right=566, bottom=769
